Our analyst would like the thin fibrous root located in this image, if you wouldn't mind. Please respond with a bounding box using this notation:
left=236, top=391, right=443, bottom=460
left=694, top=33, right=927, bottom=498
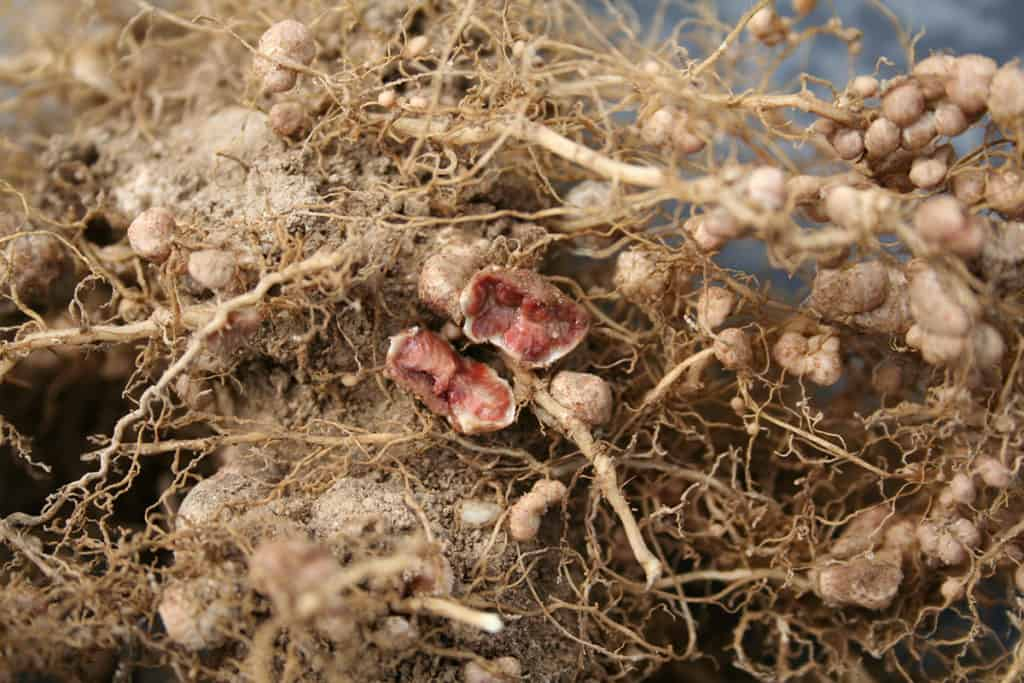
left=81, top=430, right=415, bottom=460
left=2, top=305, right=212, bottom=357
left=390, top=113, right=782, bottom=232
left=642, top=347, right=718, bottom=408
left=2, top=250, right=350, bottom=530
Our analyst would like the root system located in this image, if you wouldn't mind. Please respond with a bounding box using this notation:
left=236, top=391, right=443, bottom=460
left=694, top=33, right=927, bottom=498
left=1, top=1, right=1023, bottom=681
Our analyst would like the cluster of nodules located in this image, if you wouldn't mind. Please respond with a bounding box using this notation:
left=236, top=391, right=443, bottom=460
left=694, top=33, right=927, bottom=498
left=614, top=246, right=849, bottom=388
left=252, top=18, right=460, bottom=138
left=817, top=53, right=1024, bottom=192
left=388, top=236, right=611, bottom=435
left=638, top=104, right=708, bottom=158
left=127, top=207, right=244, bottom=295
left=905, top=260, right=1004, bottom=368
left=772, top=317, right=843, bottom=386
left=812, top=454, right=1016, bottom=610
left=614, top=248, right=760, bottom=379
left=806, top=255, right=1005, bottom=371
left=802, top=55, right=1024, bottom=267
left=676, top=159, right=997, bottom=263
left=746, top=1, right=819, bottom=47
left=123, top=207, right=264, bottom=372
left=925, top=455, right=1019, bottom=598
left=252, top=20, right=317, bottom=138
left=682, top=165, right=789, bottom=251
left=621, top=232, right=1005, bottom=390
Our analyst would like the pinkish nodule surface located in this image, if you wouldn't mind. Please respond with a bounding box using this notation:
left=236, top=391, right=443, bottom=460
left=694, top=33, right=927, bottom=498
left=386, top=327, right=515, bottom=434
left=460, top=268, right=590, bottom=367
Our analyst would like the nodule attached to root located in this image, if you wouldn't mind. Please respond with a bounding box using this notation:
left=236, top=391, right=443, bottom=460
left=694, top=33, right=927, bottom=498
left=419, top=239, right=488, bottom=324
left=253, top=19, right=316, bottom=94
left=914, top=54, right=955, bottom=100
left=714, top=327, right=754, bottom=372
left=249, top=537, right=342, bottom=617
left=549, top=371, right=613, bottom=427
left=917, top=517, right=981, bottom=567
left=158, top=576, right=241, bottom=651
left=697, top=286, right=737, bottom=331
left=188, top=249, right=237, bottom=292
left=946, top=54, right=997, bottom=116
left=865, top=117, right=900, bottom=159
left=988, top=62, right=1024, bottom=128
left=747, top=8, right=788, bottom=47
left=913, top=195, right=987, bottom=258
left=811, top=551, right=903, bottom=610
left=269, top=101, right=308, bottom=138
left=773, top=319, right=843, bottom=386
left=508, top=479, right=568, bottom=541
left=975, top=455, right=1014, bottom=489
left=3, top=231, right=70, bottom=306
left=614, top=249, right=670, bottom=304
left=882, top=80, right=925, bottom=127
left=128, top=207, right=176, bottom=263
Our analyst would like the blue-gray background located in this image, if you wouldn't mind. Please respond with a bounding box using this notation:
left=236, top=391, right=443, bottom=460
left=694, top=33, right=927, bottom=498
left=624, top=0, right=1024, bottom=296
left=637, top=0, right=1023, bottom=66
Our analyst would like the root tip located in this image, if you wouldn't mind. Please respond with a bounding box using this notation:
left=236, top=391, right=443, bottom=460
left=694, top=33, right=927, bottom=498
left=644, top=560, right=663, bottom=591
left=480, top=612, right=504, bottom=633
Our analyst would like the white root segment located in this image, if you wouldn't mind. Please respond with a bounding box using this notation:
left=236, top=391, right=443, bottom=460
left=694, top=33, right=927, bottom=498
left=508, top=362, right=663, bottom=590
left=398, top=596, right=504, bottom=634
